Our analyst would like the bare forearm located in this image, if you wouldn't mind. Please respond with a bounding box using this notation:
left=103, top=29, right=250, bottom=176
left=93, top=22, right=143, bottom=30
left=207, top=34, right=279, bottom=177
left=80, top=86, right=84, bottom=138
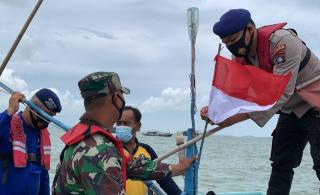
left=169, top=164, right=184, bottom=176
left=218, top=113, right=249, bottom=128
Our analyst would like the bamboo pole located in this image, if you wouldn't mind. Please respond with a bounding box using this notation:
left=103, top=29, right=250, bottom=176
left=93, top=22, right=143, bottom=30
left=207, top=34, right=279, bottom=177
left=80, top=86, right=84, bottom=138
left=155, top=126, right=223, bottom=163
left=0, top=0, right=44, bottom=76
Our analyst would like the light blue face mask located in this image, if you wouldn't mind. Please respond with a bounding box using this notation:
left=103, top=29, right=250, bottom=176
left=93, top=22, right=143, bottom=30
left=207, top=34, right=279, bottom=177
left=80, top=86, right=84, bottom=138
left=115, top=125, right=133, bottom=143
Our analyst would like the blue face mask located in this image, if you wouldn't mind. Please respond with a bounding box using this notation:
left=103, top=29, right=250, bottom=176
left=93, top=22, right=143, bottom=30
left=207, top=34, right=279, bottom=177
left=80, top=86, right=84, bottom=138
left=115, top=126, right=133, bottom=143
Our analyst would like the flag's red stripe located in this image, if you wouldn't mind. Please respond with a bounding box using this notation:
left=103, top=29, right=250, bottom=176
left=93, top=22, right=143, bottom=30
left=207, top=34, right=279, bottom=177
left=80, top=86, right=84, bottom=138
left=212, top=55, right=291, bottom=106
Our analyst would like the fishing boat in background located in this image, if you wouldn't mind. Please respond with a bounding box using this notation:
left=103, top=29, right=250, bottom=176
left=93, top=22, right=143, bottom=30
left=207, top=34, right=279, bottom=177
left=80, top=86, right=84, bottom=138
left=143, top=131, right=173, bottom=137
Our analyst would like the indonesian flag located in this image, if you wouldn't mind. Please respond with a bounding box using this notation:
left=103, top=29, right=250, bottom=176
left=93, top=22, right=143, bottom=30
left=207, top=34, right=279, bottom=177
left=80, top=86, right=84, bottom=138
left=208, top=55, right=291, bottom=124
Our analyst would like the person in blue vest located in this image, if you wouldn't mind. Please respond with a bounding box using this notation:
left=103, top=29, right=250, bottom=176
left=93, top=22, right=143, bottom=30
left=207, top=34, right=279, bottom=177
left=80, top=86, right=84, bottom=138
left=0, top=88, right=61, bottom=195
left=116, top=106, right=181, bottom=195
left=200, top=9, right=320, bottom=195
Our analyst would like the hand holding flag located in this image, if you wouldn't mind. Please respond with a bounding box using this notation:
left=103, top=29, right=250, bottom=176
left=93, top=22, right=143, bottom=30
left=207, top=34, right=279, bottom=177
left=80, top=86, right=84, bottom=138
left=203, top=55, right=291, bottom=126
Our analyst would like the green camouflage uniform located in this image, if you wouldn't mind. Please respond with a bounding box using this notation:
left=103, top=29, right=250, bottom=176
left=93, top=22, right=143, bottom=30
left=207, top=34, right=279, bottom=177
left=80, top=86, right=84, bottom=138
left=52, top=72, right=171, bottom=195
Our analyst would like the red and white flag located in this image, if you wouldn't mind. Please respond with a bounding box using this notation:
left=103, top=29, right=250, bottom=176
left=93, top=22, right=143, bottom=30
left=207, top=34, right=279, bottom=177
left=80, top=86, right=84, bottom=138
left=208, top=55, right=291, bottom=124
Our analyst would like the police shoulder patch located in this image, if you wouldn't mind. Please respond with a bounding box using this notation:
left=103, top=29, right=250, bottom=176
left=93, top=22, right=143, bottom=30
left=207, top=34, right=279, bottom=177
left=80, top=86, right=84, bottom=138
left=273, top=44, right=286, bottom=64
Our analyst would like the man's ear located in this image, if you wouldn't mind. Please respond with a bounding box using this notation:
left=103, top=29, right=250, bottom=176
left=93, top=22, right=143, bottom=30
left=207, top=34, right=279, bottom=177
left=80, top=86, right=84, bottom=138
left=137, top=122, right=141, bottom=131
left=247, top=24, right=255, bottom=34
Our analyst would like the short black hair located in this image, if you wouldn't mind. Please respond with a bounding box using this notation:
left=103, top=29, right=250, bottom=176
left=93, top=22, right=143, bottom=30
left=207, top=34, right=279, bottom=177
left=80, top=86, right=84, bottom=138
left=124, top=106, right=142, bottom=122
left=84, top=94, right=107, bottom=110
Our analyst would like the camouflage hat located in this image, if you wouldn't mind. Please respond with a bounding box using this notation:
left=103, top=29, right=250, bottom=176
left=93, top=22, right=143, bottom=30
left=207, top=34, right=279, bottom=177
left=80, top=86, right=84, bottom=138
left=78, top=72, right=130, bottom=100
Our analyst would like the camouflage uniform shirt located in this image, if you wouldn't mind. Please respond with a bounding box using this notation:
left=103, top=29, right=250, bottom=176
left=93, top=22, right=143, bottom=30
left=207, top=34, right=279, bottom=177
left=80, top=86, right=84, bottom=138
left=52, top=119, right=171, bottom=195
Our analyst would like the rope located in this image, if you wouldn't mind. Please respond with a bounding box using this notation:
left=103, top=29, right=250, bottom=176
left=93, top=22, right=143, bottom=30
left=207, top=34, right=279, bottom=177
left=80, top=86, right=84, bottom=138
left=195, top=121, right=209, bottom=170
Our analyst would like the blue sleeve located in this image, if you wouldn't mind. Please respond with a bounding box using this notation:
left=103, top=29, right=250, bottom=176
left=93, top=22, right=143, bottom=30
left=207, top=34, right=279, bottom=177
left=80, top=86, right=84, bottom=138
left=38, top=168, right=50, bottom=195
left=140, top=143, right=182, bottom=195
left=0, top=110, right=11, bottom=140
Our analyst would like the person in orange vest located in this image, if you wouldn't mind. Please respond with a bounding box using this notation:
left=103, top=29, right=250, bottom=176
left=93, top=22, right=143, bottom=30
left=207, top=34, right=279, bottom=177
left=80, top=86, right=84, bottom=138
left=116, top=106, right=181, bottom=195
left=200, top=8, right=320, bottom=195
left=52, top=72, right=195, bottom=195
left=0, top=88, right=61, bottom=195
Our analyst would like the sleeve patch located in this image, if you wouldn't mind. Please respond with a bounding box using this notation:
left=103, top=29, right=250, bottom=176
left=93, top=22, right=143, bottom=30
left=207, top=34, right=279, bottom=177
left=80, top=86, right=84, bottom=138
left=273, top=44, right=286, bottom=64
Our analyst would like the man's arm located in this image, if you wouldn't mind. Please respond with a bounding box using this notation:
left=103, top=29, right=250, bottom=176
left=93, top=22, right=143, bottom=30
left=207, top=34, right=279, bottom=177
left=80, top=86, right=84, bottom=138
left=200, top=106, right=249, bottom=128
left=248, top=34, right=303, bottom=127
left=127, top=151, right=195, bottom=181
left=0, top=92, right=25, bottom=139
left=140, top=143, right=182, bottom=195
left=0, top=110, right=11, bottom=139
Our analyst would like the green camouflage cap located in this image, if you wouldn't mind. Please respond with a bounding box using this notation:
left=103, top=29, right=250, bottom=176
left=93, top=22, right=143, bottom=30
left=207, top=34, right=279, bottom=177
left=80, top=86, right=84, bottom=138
left=78, top=72, right=130, bottom=100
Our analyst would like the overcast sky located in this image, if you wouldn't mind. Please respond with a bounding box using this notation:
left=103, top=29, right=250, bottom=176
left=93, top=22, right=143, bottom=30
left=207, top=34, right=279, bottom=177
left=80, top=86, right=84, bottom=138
left=0, top=0, right=319, bottom=137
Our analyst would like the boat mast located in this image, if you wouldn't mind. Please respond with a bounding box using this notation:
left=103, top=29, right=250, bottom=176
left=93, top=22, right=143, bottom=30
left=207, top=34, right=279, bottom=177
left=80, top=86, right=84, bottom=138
left=183, top=7, right=199, bottom=195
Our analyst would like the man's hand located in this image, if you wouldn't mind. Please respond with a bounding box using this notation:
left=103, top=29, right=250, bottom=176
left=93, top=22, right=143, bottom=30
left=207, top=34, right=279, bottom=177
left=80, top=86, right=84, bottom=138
left=200, top=106, right=214, bottom=125
left=7, top=92, right=25, bottom=116
left=200, top=106, right=249, bottom=128
left=170, top=156, right=197, bottom=176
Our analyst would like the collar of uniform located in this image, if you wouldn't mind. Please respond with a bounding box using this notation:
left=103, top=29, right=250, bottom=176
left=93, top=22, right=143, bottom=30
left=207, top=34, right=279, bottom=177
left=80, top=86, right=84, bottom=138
left=132, top=137, right=140, bottom=155
left=79, top=113, right=108, bottom=130
left=123, top=137, right=140, bottom=155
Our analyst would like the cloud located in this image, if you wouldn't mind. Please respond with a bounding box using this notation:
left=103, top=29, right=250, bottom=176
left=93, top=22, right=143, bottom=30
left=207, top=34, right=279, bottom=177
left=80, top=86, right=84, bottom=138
left=1, top=0, right=319, bottom=137
left=75, top=27, right=116, bottom=40
left=0, top=0, right=28, bottom=6
left=13, top=34, right=39, bottom=63
left=0, top=69, right=28, bottom=91
left=139, top=87, right=190, bottom=113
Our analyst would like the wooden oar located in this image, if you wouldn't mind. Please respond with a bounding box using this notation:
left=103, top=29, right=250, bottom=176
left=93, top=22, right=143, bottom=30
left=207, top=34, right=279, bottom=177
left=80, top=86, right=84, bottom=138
left=0, top=0, right=44, bottom=76
left=155, top=126, right=224, bottom=163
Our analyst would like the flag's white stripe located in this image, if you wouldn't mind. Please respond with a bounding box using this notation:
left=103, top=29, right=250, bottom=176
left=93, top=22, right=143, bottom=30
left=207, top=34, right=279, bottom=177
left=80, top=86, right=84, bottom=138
left=208, top=86, right=274, bottom=124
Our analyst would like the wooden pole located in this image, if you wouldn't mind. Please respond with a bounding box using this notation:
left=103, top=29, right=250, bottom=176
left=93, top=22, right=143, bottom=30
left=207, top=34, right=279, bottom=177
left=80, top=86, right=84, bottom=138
left=155, top=126, right=223, bottom=163
left=0, top=0, right=44, bottom=76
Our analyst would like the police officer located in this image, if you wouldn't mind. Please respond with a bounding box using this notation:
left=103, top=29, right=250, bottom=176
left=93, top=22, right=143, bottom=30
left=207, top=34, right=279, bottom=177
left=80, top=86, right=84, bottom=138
left=200, top=9, right=320, bottom=195
left=0, top=88, right=62, bottom=195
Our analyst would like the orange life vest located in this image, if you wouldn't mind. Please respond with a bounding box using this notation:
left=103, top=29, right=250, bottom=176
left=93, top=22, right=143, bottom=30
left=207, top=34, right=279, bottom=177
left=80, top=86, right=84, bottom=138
left=60, top=123, right=129, bottom=188
left=10, top=114, right=51, bottom=169
left=235, top=23, right=287, bottom=72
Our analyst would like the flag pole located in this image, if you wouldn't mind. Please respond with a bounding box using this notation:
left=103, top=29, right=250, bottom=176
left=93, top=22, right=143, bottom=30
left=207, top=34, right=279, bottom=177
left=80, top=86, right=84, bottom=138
left=218, top=43, right=222, bottom=56
left=195, top=43, right=223, bottom=164
left=0, top=0, right=44, bottom=76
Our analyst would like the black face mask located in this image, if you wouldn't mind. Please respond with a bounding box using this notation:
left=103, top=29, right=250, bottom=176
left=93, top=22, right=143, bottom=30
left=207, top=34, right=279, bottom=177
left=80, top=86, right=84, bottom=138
left=112, top=94, right=126, bottom=120
left=227, top=27, right=254, bottom=57
left=29, top=110, right=49, bottom=129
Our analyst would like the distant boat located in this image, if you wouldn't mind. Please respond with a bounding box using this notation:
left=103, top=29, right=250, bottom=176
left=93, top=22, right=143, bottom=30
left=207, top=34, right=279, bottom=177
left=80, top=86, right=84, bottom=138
left=143, top=131, right=173, bottom=137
